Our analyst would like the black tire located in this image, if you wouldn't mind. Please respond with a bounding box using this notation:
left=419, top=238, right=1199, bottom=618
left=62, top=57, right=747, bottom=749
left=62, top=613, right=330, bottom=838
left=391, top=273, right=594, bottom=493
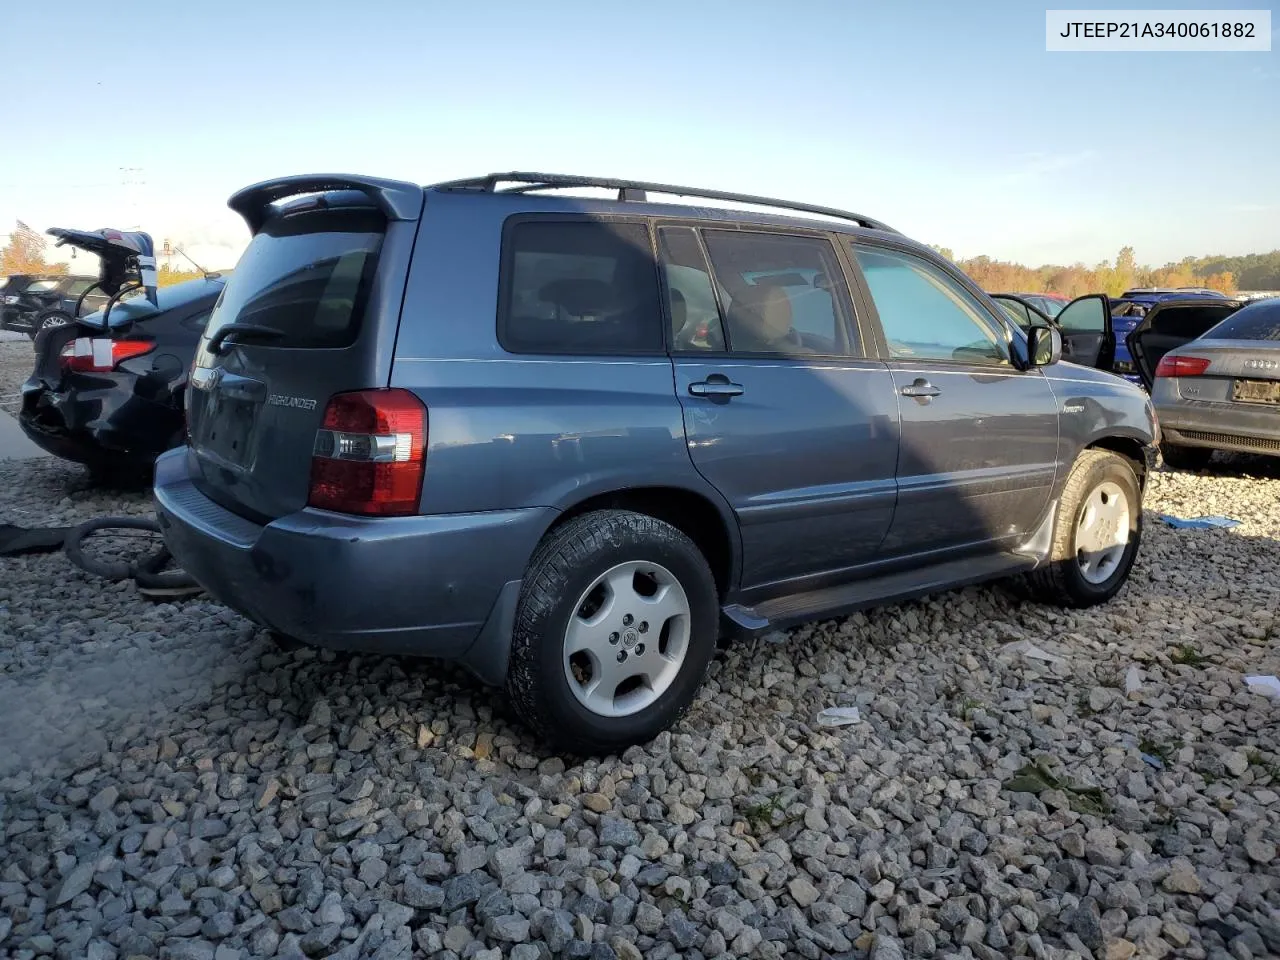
left=35, top=311, right=74, bottom=334
left=1022, top=449, right=1142, bottom=608
left=506, top=510, right=719, bottom=755
left=1160, top=442, right=1213, bottom=472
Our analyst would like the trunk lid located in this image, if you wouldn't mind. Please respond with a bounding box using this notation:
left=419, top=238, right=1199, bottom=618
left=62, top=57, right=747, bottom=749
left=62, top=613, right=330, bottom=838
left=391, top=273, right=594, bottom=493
left=185, top=175, right=425, bottom=522
left=1125, top=298, right=1244, bottom=389
left=45, top=227, right=159, bottom=317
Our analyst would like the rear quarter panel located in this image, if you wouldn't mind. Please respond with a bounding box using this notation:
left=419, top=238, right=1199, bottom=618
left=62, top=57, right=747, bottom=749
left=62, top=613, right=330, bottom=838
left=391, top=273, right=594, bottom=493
left=390, top=192, right=739, bottom=551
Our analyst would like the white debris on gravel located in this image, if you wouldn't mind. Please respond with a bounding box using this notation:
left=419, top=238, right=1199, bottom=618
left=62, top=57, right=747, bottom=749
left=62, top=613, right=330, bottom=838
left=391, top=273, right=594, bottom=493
left=1, top=340, right=1278, bottom=960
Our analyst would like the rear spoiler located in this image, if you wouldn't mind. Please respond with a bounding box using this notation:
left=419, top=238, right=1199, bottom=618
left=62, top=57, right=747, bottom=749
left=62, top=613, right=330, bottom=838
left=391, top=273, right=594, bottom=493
left=46, top=227, right=159, bottom=312
left=228, top=174, right=425, bottom=234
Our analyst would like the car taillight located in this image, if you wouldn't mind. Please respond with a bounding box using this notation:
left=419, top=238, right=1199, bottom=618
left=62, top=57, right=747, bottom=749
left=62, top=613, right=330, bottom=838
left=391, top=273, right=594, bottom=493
left=1154, top=355, right=1211, bottom=378
left=60, top=337, right=155, bottom=372
left=307, top=389, right=427, bottom=516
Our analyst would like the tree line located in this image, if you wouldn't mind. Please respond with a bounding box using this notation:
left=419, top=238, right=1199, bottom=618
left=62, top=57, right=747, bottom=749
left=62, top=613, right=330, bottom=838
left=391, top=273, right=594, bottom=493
left=934, top=245, right=1280, bottom=298
left=4, top=220, right=1279, bottom=299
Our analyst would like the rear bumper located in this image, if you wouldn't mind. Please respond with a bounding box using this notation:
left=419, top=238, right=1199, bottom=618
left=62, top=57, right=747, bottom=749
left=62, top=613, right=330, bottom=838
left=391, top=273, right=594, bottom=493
left=153, top=449, right=552, bottom=676
left=1155, top=398, right=1280, bottom=457
left=19, top=378, right=178, bottom=467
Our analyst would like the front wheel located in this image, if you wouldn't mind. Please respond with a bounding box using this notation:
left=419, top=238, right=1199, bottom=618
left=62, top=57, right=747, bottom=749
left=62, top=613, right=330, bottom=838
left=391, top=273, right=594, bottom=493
left=1022, top=449, right=1142, bottom=608
left=506, top=510, right=719, bottom=755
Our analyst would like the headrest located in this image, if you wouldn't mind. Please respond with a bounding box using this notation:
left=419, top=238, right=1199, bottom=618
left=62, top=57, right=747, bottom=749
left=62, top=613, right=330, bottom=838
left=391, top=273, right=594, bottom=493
left=539, top=278, right=616, bottom=316
left=735, top=284, right=793, bottom=340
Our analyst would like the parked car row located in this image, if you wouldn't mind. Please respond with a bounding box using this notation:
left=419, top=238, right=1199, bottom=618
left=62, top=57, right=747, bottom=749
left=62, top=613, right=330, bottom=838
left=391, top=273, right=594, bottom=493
left=11, top=173, right=1273, bottom=750
left=2, top=272, right=108, bottom=336
left=989, top=289, right=1280, bottom=466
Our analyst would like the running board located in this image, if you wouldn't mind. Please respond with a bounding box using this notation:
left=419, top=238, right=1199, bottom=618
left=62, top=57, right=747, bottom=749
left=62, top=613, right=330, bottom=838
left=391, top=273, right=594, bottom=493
left=722, top=551, right=1037, bottom=637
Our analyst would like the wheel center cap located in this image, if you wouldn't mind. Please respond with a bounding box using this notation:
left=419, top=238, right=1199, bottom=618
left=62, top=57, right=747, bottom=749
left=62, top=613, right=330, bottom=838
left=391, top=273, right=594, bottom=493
left=622, top=629, right=638, bottom=647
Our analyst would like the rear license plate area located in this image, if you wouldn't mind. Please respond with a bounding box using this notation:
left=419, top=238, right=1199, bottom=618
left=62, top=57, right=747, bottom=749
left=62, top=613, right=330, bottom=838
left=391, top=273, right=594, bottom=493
left=1232, top=379, right=1280, bottom=405
left=198, top=395, right=258, bottom=468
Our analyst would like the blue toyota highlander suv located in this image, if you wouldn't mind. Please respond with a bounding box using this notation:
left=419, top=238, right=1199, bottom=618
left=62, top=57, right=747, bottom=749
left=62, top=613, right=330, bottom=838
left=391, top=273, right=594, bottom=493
left=155, top=173, right=1159, bottom=753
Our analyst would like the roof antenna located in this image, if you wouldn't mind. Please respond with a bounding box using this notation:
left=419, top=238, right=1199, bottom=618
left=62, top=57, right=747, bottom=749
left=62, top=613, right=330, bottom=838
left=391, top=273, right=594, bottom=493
left=173, top=244, right=214, bottom=280
left=618, top=187, right=647, bottom=201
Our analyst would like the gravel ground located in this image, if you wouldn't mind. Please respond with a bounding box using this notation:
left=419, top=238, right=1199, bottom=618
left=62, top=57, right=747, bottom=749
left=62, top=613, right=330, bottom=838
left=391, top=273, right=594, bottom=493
left=1, top=339, right=1277, bottom=960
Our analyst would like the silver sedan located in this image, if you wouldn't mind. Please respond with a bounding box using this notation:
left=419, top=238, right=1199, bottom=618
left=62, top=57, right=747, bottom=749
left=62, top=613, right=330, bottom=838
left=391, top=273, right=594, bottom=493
left=1133, top=298, right=1280, bottom=468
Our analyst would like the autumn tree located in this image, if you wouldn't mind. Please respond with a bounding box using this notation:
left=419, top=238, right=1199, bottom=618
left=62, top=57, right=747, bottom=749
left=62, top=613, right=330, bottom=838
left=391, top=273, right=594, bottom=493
left=0, top=221, right=67, bottom=276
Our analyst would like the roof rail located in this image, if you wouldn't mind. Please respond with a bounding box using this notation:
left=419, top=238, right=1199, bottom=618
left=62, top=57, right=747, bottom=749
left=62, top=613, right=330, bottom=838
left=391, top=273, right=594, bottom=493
left=430, top=172, right=897, bottom=233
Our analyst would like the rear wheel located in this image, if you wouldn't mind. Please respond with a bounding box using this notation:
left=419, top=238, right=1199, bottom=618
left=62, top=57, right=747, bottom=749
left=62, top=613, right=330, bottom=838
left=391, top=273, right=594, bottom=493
left=36, top=311, right=74, bottom=335
left=1160, top=442, right=1213, bottom=472
left=1023, top=449, right=1142, bottom=608
left=506, top=510, right=718, bottom=755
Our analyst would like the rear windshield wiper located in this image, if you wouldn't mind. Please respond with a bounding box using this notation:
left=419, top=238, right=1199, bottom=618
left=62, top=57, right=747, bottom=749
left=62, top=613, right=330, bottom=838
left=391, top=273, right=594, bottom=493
left=208, top=323, right=286, bottom=355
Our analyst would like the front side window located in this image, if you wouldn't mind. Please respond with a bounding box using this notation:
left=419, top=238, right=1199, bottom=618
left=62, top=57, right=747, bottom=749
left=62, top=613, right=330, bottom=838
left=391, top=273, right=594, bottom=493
left=993, top=297, right=1034, bottom=330
left=500, top=220, right=662, bottom=354
left=700, top=230, right=857, bottom=357
left=852, top=245, right=1009, bottom=365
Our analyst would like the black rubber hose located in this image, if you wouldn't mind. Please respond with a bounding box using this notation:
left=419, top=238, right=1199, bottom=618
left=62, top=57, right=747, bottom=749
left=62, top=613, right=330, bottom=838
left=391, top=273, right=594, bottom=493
left=63, top=516, right=202, bottom=597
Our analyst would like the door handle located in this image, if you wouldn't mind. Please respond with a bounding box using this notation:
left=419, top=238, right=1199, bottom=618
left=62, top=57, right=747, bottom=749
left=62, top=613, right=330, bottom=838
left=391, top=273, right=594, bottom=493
left=689, top=377, right=744, bottom=399
left=900, top=378, right=941, bottom=398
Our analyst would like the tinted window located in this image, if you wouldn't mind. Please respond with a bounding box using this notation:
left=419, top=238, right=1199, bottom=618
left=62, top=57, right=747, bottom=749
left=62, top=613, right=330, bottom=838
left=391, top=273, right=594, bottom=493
left=203, top=208, right=382, bottom=349
left=67, top=279, right=97, bottom=296
left=1204, top=300, right=1280, bottom=341
left=701, top=230, right=856, bottom=356
left=1055, top=296, right=1106, bottom=333
left=500, top=220, right=662, bottom=354
left=658, top=228, right=726, bottom=352
left=994, top=297, right=1034, bottom=330
left=852, top=245, right=1008, bottom=365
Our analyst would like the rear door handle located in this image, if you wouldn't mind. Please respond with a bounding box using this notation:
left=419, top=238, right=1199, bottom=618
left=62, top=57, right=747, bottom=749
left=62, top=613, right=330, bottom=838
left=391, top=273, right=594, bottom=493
left=689, top=378, right=744, bottom=399
left=900, top=378, right=941, bottom=398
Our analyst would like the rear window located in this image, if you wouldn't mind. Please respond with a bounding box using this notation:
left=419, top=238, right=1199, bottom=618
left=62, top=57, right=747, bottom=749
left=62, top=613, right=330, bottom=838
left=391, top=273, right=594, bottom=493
left=499, top=219, right=663, bottom=354
left=203, top=207, right=383, bottom=349
left=1204, top=300, right=1280, bottom=341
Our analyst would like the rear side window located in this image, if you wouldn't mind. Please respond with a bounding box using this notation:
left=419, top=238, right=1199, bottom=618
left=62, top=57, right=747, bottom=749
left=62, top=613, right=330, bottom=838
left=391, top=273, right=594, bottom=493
left=701, top=230, right=857, bottom=357
left=1204, top=301, right=1280, bottom=341
left=499, top=220, right=663, bottom=354
left=203, top=207, right=383, bottom=349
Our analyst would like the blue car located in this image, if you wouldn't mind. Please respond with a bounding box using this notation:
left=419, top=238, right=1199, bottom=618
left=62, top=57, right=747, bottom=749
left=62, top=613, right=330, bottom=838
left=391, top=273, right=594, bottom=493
left=1109, top=289, right=1230, bottom=383
left=991, top=289, right=1231, bottom=389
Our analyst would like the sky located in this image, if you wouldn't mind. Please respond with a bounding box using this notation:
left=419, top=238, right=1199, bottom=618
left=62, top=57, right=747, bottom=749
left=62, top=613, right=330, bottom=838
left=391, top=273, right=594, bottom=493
left=0, top=0, right=1276, bottom=272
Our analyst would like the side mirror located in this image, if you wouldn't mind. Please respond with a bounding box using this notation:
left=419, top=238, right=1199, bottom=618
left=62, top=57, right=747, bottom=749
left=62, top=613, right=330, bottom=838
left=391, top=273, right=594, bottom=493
left=1027, top=325, right=1062, bottom=366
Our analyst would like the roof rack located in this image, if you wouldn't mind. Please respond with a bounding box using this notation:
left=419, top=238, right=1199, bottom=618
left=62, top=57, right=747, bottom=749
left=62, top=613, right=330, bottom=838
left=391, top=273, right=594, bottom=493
left=431, top=172, right=897, bottom=233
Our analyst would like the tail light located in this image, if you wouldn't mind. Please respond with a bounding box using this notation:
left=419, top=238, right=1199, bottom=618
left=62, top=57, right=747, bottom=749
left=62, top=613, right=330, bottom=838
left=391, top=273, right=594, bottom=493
left=1154, top=355, right=1211, bottom=378
left=60, top=337, right=155, bottom=373
left=308, top=389, right=427, bottom=516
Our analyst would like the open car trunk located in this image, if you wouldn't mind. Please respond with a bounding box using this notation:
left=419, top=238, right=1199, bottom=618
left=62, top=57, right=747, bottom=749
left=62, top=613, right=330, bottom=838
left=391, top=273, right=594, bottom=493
left=1126, top=299, right=1245, bottom=389
left=45, top=227, right=159, bottom=320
